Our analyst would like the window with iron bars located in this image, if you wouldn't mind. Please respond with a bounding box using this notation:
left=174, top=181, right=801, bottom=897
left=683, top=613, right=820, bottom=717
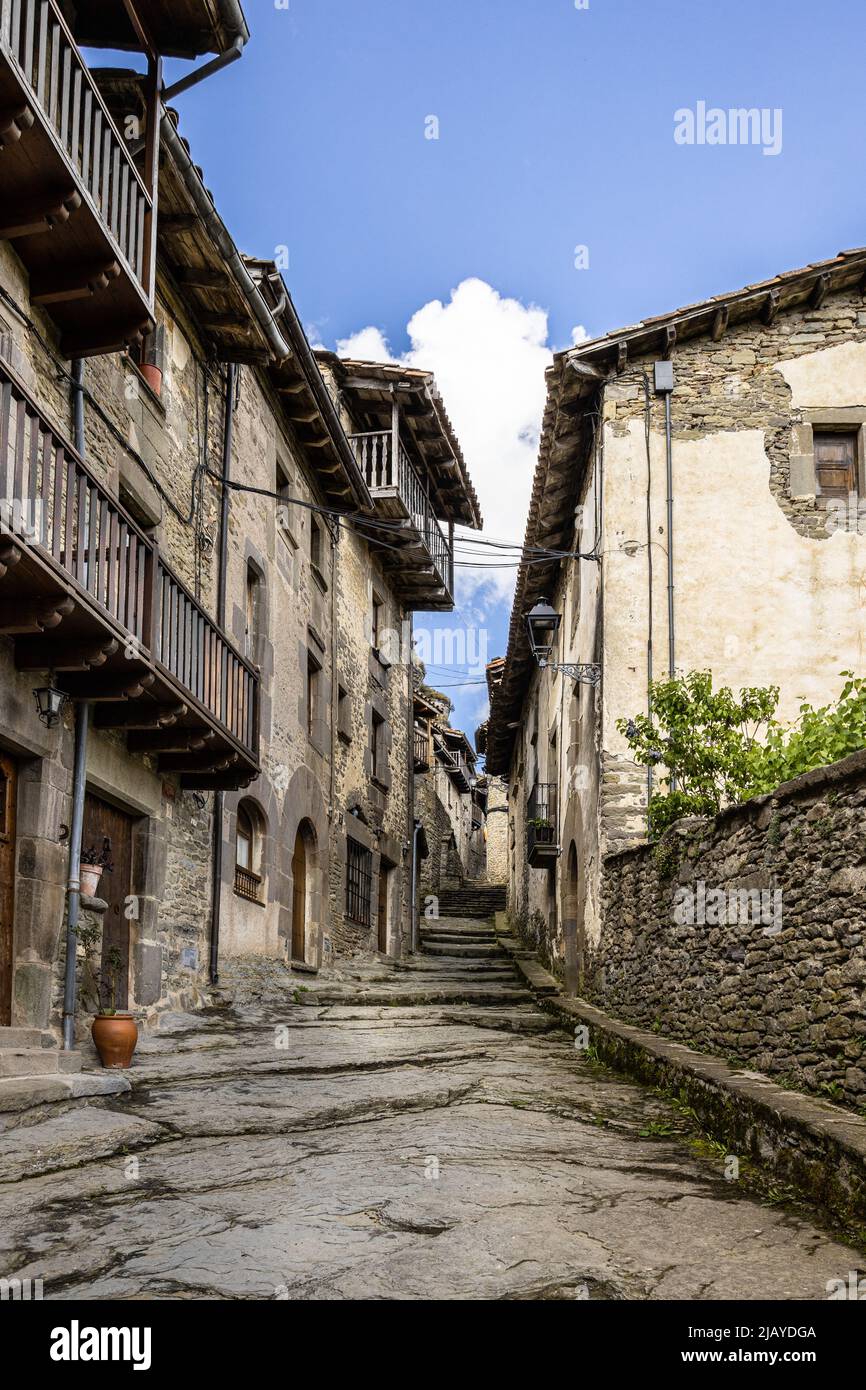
left=346, top=837, right=373, bottom=927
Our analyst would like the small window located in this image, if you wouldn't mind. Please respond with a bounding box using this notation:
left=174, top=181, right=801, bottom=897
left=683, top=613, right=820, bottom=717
left=307, top=652, right=321, bottom=741
left=371, top=593, right=383, bottom=652
left=276, top=460, right=297, bottom=547
left=235, top=801, right=263, bottom=902
left=814, top=431, right=858, bottom=501
left=244, top=564, right=260, bottom=661
left=371, top=710, right=387, bottom=787
left=337, top=684, right=352, bottom=742
left=310, top=515, right=323, bottom=572
left=347, top=838, right=373, bottom=927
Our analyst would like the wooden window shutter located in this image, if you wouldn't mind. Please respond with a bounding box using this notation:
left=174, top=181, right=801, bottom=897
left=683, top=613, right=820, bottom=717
left=814, top=432, right=858, bottom=499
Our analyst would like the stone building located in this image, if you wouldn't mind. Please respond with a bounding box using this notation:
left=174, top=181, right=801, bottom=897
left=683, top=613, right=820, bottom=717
left=0, top=1, right=479, bottom=1071
left=485, top=248, right=866, bottom=986
left=414, top=687, right=486, bottom=899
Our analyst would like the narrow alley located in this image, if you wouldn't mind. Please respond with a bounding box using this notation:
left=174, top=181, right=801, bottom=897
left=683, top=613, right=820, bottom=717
left=0, top=910, right=856, bottom=1301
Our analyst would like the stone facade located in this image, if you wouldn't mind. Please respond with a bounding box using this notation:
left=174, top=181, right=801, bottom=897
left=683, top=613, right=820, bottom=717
left=483, top=776, right=508, bottom=885
left=594, top=750, right=866, bottom=1109
left=0, top=49, right=475, bottom=1045
left=488, top=255, right=866, bottom=994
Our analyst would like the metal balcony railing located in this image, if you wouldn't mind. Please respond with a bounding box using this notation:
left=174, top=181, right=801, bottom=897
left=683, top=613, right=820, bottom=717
left=527, top=783, right=559, bottom=860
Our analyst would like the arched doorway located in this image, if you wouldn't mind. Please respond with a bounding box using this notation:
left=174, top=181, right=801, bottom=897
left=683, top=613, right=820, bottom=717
left=563, top=840, right=581, bottom=995
left=291, top=821, right=317, bottom=964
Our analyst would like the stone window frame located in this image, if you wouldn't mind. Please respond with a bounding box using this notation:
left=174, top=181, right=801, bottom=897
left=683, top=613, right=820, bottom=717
left=233, top=798, right=267, bottom=906
left=790, top=410, right=866, bottom=501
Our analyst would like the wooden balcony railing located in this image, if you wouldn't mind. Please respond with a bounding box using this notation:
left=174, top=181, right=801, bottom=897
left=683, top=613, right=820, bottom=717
left=1, top=0, right=154, bottom=298
left=413, top=724, right=430, bottom=771
left=0, top=362, right=259, bottom=777
left=349, top=430, right=453, bottom=596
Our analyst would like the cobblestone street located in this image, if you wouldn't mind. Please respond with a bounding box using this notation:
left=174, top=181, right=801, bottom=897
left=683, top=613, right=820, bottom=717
left=0, top=920, right=858, bottom=1301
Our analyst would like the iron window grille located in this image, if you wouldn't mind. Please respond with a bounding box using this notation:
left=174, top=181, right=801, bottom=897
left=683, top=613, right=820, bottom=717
left=346, top=837, right=373, bottom=927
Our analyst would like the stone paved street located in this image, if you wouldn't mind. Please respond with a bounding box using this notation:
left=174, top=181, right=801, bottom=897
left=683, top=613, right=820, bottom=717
left=0, top=921, right=859, bottom=1301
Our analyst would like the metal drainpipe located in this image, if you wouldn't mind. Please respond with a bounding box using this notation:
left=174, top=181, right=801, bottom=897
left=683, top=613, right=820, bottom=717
left=663, top=387, right=676, bottom=793
left=209, top=364, right=237, bottom=985
left=406, top=612, right=414, bottom=957
left=62, top=360, right=90, bottom=1049
left=411, top=820, right=422, bottom=954
left=664, top=389, right=675, bottom=681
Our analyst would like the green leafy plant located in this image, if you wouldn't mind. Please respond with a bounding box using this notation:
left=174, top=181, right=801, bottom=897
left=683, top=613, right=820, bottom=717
left=617, top=671, right=778, bottom=837
left=751, top=673, right=866, bottom=793
left=619, top=670, right=866, bottom=837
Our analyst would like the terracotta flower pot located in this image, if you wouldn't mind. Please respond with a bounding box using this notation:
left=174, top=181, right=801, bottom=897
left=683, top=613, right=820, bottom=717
left=92, top=1013, right=138, bottom=1069
left=140, top=363, right=162, bottom=397
left=80, top=864, right=103, bottom=897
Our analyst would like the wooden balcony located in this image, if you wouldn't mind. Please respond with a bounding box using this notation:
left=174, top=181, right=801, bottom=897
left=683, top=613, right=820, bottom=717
left=349, top=430, right=454, bottom=609
left=413, top=723, right=431, bottom=773
left=0, top=0, right=155, bottom=357
left=0, top=361, right=259, bottom=788
left=527, top=783, right=559, bottom=867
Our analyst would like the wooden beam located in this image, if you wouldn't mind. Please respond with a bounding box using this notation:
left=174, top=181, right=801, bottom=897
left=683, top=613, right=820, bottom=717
left=31, top=261, right=121, bottom=306
left=127, top=729, right=216, bottom=754
left=711, top=305, right=729, bottom=341
left=172, top=266, right=227, bottom=289
left=94, top=701, right=186, bottom=731
left=16, top=637, right=118, bottom=672
left=810, top=273, right=830, bottom=309
left=663, top=324, right=677, bottom=358
left=0, top=596, right=73, bottom=635
left=62, top=672, right=156, bottom=702
left=160, top=214, right=200, bottom=235
left=762, top=289, right=780, bottom=325
left=199, top=312, right=253, bottom=332
left=617, top=341, right=628, bottom=372
left=0, top=543, right=22, bottom=579
left=158, top=752, right=240, bottom=774
left=0, top=105, right=34, bottom=149
left=0, top=191, right=81, bottom=239
left=61, top=319, right=152, bottom=358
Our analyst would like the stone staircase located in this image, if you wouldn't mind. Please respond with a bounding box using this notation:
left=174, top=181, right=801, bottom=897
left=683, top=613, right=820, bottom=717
left=0, top=1028, right=82, bottom=1078
left=436, top=881, right=507, bottom=919
left=0, top=1026, right=130, bottom=1134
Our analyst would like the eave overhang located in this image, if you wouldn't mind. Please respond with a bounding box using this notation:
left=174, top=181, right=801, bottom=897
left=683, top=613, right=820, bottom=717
left=64, top=0, right=250, bottom=59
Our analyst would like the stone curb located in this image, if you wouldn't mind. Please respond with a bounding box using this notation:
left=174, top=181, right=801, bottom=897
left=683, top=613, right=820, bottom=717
left=494, top=928, right=866, bottom=1228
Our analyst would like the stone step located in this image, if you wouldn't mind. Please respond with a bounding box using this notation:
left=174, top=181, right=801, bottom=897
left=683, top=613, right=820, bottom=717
left=422, top=931, right=495, bottom=944
left=0, top=1049, right=82, bottom=1079
left=0, top=1071, right=132, bottom=1132
left=0, top=1027, right=56, bottom=1050
left=422, top=943, right=506, bottom=958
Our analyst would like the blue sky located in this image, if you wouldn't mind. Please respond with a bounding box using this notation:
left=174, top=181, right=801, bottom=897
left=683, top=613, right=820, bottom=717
left=159, top=0, right=866, bottom=742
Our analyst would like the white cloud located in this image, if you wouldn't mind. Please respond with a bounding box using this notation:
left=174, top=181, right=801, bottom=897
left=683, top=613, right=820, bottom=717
left=335, top=277, right=555, bottom=611
left=571, top=323, right=589, bottom=345
left=335, top=324, right=394, bottom=362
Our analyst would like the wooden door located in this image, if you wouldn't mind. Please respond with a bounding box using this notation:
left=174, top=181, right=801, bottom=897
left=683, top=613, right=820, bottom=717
left=377, top=864, right=390, bottom=954
left=0, top=753, right=18, bottom=1026
left=291, top=829, right=306, bottom=963
left=83, top=794, right=133, bottom=1012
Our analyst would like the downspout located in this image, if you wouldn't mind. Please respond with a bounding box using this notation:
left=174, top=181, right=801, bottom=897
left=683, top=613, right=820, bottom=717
left=411, top=821, right=422, bottom=954
left=406, top=613, right=415, bottom=957
left=642, top=374, right=655, bottom=816
left=62, top=361, right=90, bottom=1049
left=162, top=35, right=245, bottom=102
left=664, top=388, right=675, bottom=681
left=208, top=363, right=237, bottom=985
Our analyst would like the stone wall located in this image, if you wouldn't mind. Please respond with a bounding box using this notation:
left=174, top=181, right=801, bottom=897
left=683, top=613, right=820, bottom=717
left=593, top=750, right=866, bottom=1109
left=483, top=777, right=509, bottom=884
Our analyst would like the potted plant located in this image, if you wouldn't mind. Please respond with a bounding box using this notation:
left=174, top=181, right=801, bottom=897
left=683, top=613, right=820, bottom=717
left=80, top=837, right=113, bottom=898
left=75, top=924, right=138, bottom=1068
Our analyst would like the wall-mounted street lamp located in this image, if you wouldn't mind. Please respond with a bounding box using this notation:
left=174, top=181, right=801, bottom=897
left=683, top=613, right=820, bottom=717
left=33, top=679, right=68, bottom=728
left=525, top=598, right=601, bottom=687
